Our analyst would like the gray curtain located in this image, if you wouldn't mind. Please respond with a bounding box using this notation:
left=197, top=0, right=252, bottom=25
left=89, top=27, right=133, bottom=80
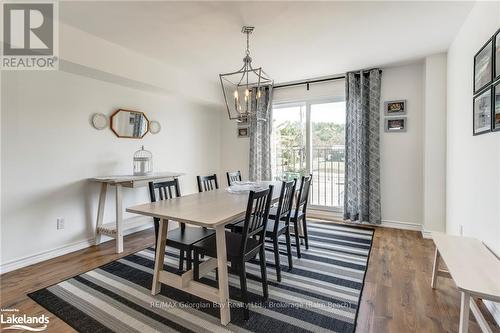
left=344, top=69, right=382, bottom=224
left=249, top=86, right=273, bottom=181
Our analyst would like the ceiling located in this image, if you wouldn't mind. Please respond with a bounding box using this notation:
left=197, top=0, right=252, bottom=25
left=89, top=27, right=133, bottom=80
left=60, top=1, right=474, bottom=84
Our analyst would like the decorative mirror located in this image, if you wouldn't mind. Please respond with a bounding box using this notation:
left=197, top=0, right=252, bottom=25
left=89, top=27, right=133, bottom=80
left=91, top=113, right=108, bottom=130
left=149, top=120, right=161, bottom=134
left=110, top=109, right=149, bottom=138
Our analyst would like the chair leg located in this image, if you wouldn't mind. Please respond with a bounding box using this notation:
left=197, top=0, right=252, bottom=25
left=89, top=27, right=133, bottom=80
left=273, top=237, right=282, bottom=282
left=259, top=246, right=269, bottom=300
left=302, top=216, right=309, bottom=250
left=285, top=228, right=293, bottom=271
left=186, top=250, right=192, bottom=271
left=293, top=220, right=301, bottom=258
left=179, top=250, right=185, bottom=271
left=193, top=251, right=199, bottom=281
left=154, top=220, right=159, bottom=245
left=239, top=262, right=249, bottom=320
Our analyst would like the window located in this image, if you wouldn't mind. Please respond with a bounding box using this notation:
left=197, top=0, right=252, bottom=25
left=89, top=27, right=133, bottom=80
left=271, top=99, right=346, bottom=211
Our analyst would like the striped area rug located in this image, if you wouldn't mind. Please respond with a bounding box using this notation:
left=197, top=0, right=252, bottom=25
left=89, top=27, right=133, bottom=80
left=29, top=222, right=373, bottom=333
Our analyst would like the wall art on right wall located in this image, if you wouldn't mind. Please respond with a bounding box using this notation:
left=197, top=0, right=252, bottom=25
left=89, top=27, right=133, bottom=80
left=474, top=38, right=493, bottom=94
left=473, top=89, right=492, bottom=135
left=493, top=81, right=500, bottom=132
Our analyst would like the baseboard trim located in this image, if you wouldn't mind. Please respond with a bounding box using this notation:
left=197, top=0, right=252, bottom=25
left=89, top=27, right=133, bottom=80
left=0, top=222, right=154, bottom=274
left=308, top=210, right=423, bottom=232
left=421, top=229, right=433, bottom=239
left=483, top=300, right=500, bottom=327
left=380, top=219, right=422, bottom=231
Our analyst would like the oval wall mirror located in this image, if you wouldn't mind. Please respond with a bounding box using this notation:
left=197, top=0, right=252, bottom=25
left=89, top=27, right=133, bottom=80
left=110, top=109, right=149, bottom=138
left=149, top=120, right=161, bottom=134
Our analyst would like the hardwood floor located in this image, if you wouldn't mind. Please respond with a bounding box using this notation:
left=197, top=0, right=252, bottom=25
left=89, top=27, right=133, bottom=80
left=1, top=224, right=498, bottom=333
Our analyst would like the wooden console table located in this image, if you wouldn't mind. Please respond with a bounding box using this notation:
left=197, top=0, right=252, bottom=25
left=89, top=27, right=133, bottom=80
left=90, top=172, right=184, bottom=253
left=431, top=232, right=500, bottom=333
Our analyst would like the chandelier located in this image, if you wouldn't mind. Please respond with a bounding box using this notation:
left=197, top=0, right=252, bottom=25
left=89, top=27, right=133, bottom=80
left=219, top=26, right=273, bottom=121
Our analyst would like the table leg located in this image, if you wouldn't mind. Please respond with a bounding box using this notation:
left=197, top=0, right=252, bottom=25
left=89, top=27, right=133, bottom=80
left=94, top=183, right=107, bottom=246
left=459, top=291, right=470, bottom=333
left=215, top=225, right=230, bottom=326
left=431, top=248, right=440, bottom=289
left=152, top=218, right=168, bottom=295
left=115, top=184, right=123, bottom=253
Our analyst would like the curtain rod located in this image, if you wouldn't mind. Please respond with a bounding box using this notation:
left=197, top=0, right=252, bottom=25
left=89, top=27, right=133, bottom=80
left=274, top=69, right=382, bottom=90
left=274, top=75, right=345, bottom=90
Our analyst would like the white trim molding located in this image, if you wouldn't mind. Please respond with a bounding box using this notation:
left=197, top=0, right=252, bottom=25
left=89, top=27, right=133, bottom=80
left=421, top=228, right=433, bottom=239
left=380, top=219, right=422, bottom=231
left=0, top=222, right=153, bottom=274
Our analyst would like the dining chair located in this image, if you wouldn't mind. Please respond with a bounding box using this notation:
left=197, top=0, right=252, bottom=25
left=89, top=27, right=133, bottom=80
left=148, top=179, right=214, bottom=271
left=269, top=174, right=312, bottom=258
left=232, top=180, right=296, bottom=282
left=196, top=174, right=219, bottom=192
left=226, top=170, right=242, bottom=186
left=193, top=185, right=274, bottom=320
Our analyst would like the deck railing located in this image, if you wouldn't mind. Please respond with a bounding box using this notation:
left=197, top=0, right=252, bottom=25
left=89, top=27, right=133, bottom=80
left=274, top=146, right=345, bottom=209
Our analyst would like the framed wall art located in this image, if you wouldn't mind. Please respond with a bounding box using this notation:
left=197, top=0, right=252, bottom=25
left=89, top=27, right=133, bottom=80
left=493, top=81, right=500, bottom=132
left=384, top=117, right=407, bottom=133
left=474, top=38, right=493, bottom=94
left=384, top=100, right=407, bottom=116
left=494, top=28, right=500, bottom=81
left=473, top=88, right=492, bottom=135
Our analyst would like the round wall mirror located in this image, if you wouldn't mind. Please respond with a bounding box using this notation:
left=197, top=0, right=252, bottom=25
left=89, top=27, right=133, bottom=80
left=92, top=113, right=108, bottom=130
left=149, top=120, right=161, bottom=134
left=110, top=109, right=149, bottom=138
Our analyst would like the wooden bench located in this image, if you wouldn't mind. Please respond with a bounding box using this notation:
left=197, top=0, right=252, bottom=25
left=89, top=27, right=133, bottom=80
left=431, top=232, right=500, bottom=333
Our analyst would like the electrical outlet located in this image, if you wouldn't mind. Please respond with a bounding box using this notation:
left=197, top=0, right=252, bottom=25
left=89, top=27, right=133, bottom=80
left=57, top=218, right=65, bottom=230
left=459, top=225, right=463, bottom=236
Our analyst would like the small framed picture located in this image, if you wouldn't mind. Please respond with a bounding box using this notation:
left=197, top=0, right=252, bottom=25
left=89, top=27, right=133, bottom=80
left=473, top=88, right=492, bottom=135
left=384, top=100, right=407, bottom=116
left=474, top=38, right=493, bottom=94
left=237, top=127, right=249, bottom=138
left=385, top=117, right=407, bottom=132
left=495, top=28, right=500, bottom=80
left=493, top=81, right=500, bottom=132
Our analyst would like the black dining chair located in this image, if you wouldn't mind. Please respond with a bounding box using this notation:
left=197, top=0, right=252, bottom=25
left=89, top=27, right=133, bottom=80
left=232, top=180, right=296, bottom=282
left=148, top=179, right=214, bottom=271
left=193, top=185, right=274, bottom=320
left=269, top=175, right=312, bottom=258
left=197, top=174, right=219, bottom=192
left=226, top=170, right=242, bottom=186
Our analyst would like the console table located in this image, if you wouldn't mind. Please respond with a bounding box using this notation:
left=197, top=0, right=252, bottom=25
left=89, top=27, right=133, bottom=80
left=90, top=172, right=184, bottom=253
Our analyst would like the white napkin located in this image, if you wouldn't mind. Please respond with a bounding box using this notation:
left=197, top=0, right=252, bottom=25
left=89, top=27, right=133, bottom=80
left=226, top=181, right=267, bottom=194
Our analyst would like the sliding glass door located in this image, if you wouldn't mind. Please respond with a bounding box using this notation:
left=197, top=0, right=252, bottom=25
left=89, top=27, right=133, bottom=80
left=271, top=100, right=346, bottom=211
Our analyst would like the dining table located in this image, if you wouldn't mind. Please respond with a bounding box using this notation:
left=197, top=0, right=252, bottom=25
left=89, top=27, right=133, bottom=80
left=126, top=181, right=282, bottom=326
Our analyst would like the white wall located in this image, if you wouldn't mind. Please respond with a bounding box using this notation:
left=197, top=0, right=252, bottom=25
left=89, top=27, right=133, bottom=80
left=423, top=54, right=447, bottom=233
left=0, top=69, right=221, bottom=268
left=446, top=2, right=500, bottom=322
left=447, top=1, right=500, bottom=253
left=380, top=62, right=424, bottom=227
left=220, top=114, right=250, bottom=181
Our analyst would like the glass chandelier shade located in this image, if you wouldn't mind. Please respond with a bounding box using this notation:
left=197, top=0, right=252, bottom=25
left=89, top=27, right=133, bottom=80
left=219, top=26, right=273, bottom=121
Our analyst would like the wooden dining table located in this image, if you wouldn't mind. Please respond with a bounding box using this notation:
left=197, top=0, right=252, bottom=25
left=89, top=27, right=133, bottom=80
left=126, top=181, right=281, bottom=326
